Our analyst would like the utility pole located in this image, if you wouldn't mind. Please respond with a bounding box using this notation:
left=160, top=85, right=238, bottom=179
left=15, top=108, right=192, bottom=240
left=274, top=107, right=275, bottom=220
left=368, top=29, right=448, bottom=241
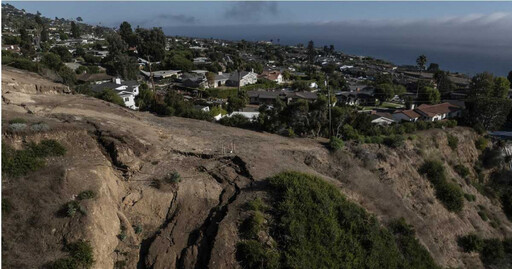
left=326, top=75, right=332, bottom=138
left=147, top=55, right=155, bottom=92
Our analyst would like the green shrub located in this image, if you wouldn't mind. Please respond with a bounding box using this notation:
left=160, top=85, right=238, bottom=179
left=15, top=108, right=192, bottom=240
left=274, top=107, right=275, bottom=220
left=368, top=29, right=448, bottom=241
left=95, top=89, right=125, bottom=106
left=236, top=240, right=280, bottom=269
left=454, top=164, right=470, bottom=178
left=134, top=225, right=143, bottom=234
left=478, top=211, right=489, bottom=221
left=265, top=171, right=439, bottom=269
left=475, top=137, right=488, bottom=151
left=287, top=127, right=296, bottom=138
left=464, top=193, right=476, bottom=202
left=435, top=181, right=464, bottom=212
left=447, top=134, right=458, bottom=150
left=481, top=239, right=505, bottom=265
left=28, top=139, right=67, bottom=157
left=458, top=234, right=483, bottom=252
left=328, top=136, right=344, bottom=151
left=480, top=148, right=503, bottom=169
left=383, top=135, right=405, bottom=148
left=77, top=190, right=96, bottom=200
left=246, top=198, right=267, bottom=212
left=240, top=211, right=265, bottom=239
left=30, top=122, right=50, bottom=132
left=2, top=142, right=46, bottom=178
left=167, top=171, right=181, bottom=184
left=65, top=201, right=80, bottom=217
left=8, top=118, right=27, bottom=124
left=67, top=240, right=94, bottom=268
left=8, top=123, right=27, bottom=132
left=419, top=160, right=445, bottom=185
left=419, top=161, right=464, bottom=212
left=2, top=198, right=13, bottom=215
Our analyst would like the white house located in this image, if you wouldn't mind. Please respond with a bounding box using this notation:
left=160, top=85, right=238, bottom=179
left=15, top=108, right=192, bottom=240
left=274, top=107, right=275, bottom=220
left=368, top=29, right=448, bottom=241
left=415, top=103, right=462, bottom=121
left=392, top=110, right=421, bottom=122
left=226, top=71, right=258, bottom=87
left=91, top=78, right=140, bottom=110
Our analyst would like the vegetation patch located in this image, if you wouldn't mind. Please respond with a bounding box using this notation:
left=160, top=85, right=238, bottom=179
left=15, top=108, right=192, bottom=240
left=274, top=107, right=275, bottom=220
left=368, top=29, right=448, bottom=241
left=419, top=160, right=464, bottom=212
left=2, top=139, right=66, bottom=178
left=447, top=134, right=459, bottom=150
left=453, top=164, right=470, bottom=179
left=235, top=171, right=439, bottom=269
left=458, top=234, right=512, bottom=267
left=475, top=137, right=489, bottom=151
left=48, top=240, right=94, bottom=269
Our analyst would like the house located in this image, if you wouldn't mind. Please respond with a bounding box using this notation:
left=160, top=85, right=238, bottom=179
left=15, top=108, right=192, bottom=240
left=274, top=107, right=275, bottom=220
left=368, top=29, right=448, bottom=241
left=259, top=70, right=284, bottom=84
left=91, top=78, right=140, bottom=110
left=248, top=90, right=318, bottom=105
left=211, top=72, right=230, bottom=88
left=336, top=88, right=378, bottom=106
left=370, top=112, right=395, bottom=125
left=194, top=105, right=210, bottom=112
left=392, top=109, right=421, bottom=122
left=77, top=73, right=113, bottom=84
left=193, top=57, right=210, bottom=64
left=415, top=103, right=462, bottom=121
left=226, top=71, right=258, bottom=87
left=141, top=70, right=181, bottom=80
left=226, top=111, right=260, bottom=121
left=181, top=73, right=207, bottom=88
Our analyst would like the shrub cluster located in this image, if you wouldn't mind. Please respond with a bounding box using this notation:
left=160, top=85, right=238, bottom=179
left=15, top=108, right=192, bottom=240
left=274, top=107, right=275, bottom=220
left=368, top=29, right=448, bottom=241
left=475, top=137, right=489, bottom=151
left=48, top=240, right=94, bottom=269
left=2, top=140, right=66, bottom=178
left=419, top=160, right=464, bottom=212
left=242, top=171, right=440, bottom=269
left=458, top=234, right=512, bottom=267
left=447, top=134, right=459, bottom=150
left=453, top=164, right=470, bottom=179
left=328, top=136, right=344, bottom=151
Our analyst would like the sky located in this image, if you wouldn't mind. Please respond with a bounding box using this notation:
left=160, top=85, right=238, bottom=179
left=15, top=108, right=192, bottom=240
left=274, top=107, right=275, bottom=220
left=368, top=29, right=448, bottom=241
left=7, top=1, right=512, bottom=75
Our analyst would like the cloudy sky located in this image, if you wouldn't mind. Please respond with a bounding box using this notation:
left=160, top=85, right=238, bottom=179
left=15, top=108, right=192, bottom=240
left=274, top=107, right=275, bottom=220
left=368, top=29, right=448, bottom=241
left=8, top=1, right=512, bottom=75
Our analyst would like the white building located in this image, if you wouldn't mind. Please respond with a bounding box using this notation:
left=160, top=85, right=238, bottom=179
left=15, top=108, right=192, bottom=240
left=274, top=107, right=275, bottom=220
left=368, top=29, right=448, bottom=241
left=91, top=78, right=140, bottom=110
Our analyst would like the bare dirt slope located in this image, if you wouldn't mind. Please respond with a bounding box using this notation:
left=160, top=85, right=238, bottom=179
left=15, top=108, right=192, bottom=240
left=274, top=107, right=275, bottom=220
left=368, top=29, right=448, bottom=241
left=2, top=67, right=511, bottom=268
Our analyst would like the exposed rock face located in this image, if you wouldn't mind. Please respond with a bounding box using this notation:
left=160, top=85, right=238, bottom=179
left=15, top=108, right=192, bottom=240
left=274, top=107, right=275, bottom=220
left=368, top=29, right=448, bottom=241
left=2, top=67, right=511, bottom=268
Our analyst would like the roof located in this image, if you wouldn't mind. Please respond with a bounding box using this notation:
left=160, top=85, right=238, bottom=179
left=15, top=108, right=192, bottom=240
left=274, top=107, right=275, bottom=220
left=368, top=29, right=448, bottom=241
left=290, top=91, right=317, bottom=100
left=260, top=70, right=281, bottom=81
left=141, top=70, right=181, bottom=78
left=415, top=103, right=461, bottom=117
left=395, top=109, right=421, bottom=119
left=77, top=72, right=113, bottom=82
left=91, top=80, right=139, bottom=94
left=228, top=71, right=253, bottom=81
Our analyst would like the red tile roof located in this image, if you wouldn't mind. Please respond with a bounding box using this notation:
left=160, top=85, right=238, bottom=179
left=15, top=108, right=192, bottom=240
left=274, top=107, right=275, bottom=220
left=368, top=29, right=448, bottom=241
left=415, top=103, right=461, bottom=117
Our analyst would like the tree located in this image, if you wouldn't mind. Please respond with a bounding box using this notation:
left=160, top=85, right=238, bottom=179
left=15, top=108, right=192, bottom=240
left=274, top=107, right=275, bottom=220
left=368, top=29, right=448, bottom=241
left=41, top=52, right=63, bottom=70
left=493, top=77, right=510, bottom=99
left=105, top=54, right=138, bottom=80
left=418, top=86, right=440, bottom=104
left=227, top=95, right=247, bottom=113
left=307, top=40, right=315, bottom=76
left=469, top=72, right=510, bottom=99
left=416, top=55, right=427, bottom=71
left=508, top=71, right=512, bottom=85
left=96, top=89, right=125, bottom=106
left=49, top=46, right=73, bottom=62
left=465, top=97, right=512, bottom=130
left=415, top=55, right=427, bottom=98
left=76, top=17, right=83, bottom=22
left=434, top=71, right=455, bottom=97
left=106, top=33, right=127, bottom=57
left=163, top=54, right=193, bottom=72
left=70, top=21, right=80, bottom=38
left=119, top=21, right=137, bottom=47
left=206, top=72, right=216, bottom=88
left=427, top=63, right=439, bottom=72
left=136, top=27, right=166, bottom=61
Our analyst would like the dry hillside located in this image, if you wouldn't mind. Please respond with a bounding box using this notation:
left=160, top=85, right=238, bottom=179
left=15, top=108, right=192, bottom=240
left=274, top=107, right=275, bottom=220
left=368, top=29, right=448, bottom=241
left=2, top=66, right=511, bottom=268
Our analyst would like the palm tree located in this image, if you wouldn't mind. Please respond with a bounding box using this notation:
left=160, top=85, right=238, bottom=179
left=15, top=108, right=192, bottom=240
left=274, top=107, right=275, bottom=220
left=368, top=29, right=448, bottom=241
left=416, top=55, right=427, bottom=98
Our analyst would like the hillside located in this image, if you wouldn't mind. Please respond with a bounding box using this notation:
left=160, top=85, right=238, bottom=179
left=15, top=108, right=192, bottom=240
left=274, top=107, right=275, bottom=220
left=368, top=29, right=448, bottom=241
left=2, top=66, right=511, bottom=268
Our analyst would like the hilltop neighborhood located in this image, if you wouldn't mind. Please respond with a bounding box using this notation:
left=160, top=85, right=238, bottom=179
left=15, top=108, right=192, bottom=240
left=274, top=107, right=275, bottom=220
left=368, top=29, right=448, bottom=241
left=2, top=3, right=512, bottom=141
